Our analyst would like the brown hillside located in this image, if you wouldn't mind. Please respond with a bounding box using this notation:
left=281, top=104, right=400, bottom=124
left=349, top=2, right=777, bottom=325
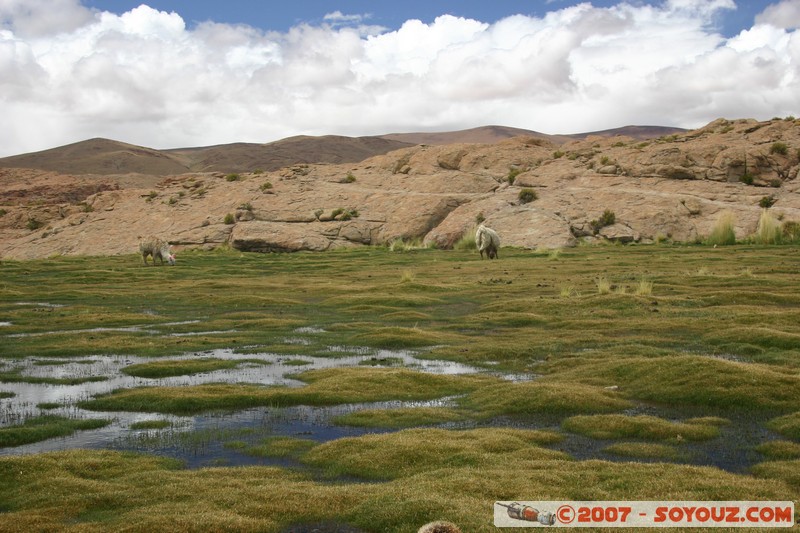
left=0, top=138, right=190, bottom=176
left=565, top=125, right=688, bottom=141
left=379, top=125, right=566, bottom=145
left=166, top=136, right=414, bottom=174
left=379, top=125, right=686, bottom=145
left=0, top=126, right=683, bottom=179
left=0, top=136, right=413, bottom=178
left=1, top=118, right=798, bottom=260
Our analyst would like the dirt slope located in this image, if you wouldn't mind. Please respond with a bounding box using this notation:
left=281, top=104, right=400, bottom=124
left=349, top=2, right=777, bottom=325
left=0, top=118, right=797, bottom=260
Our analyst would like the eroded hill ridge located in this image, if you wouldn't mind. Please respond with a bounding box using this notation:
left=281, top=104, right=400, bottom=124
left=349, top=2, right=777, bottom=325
left=0, top=118, right=798, bottom=259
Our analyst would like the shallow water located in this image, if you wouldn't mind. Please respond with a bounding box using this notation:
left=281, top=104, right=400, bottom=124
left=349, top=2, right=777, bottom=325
left=0, top=340, right=490, bottom=467
left=493, top=409, right=778, bottom=475
left=0, top=333, right=783, bottom=473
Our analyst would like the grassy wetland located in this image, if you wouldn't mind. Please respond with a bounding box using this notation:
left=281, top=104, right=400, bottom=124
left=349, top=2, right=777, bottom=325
left=1, top=244, right=799, bottom=530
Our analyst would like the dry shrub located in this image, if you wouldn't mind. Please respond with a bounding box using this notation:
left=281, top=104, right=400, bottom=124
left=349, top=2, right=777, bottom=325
left=706, top=210, right=736, bottom=246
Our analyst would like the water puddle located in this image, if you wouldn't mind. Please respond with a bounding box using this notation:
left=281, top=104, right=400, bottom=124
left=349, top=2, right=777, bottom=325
left=485, top=404, right=781, bottom=474
left=0, top=333, right=780, bottom=474
left=0, top=345, right=490, bottom=467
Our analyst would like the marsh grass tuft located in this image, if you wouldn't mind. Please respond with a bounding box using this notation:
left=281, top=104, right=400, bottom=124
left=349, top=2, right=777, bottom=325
left=122, top=357, right=261, bottom=378
left=0, top=448, right=789, bottom=532
left=387, top=238, right=430, bottom=252
left=557, top=355, right=800, bottom=410
left=755, top=440, right=800, bottom=460
left=767, top=412, right=800, bottom=440
left=706, top=210, right=736, bottom=245
left=751, top=209, right=782, bottom=244
left=80, top=368, right=497, bottom=415
left=283, top=358, right=313, bottom=366
left=0, top=371, right=107, bottom=386
left=635, top=278, right=653, bottom=296
left=459, top=381, right=632, bottom=418
left=351, top=326, right=446, bottom=348
left=0, top=415, right=111, bottom=447
left=301, top=427, right=565, bottom=480
left=358, top=356, right=405, bottom=367
left=559, top=284, right=578, bottom=298
left=562, top=414, right=721, bottom=442
left=452, top=226, right=477, bottom=250
left=399, top=270, right=415, bottom=283
left=130, top=420, right=172, bottom=430
left=596, top=277, right=611, bottom=294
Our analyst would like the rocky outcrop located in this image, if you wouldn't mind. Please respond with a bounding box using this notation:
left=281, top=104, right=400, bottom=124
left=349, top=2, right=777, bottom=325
left=1, top=118, right=799, bottom=259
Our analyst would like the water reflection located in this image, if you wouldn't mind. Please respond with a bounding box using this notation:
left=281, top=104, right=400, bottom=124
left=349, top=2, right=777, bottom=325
left=0, top=345, right=491, bottom=466
left=0, top=337, right=774, bottom=474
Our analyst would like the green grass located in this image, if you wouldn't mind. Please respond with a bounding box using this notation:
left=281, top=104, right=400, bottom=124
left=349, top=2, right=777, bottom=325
left=0, top=447, right=788, bottom=532
left=452, top=226, right=477, bottom=250
left=752, top=209, right=783, bottom=244
left=301, top=427, right=566, bottom=480
left=0, top=371, right=107, bottom=386
left=552, top=355, right=800, bottom=411
left=458, top=381, right=632, bottom=418
left=756, top=440, right=800, bottom=460
left=4, top=245, right=800, bottom=529
left=122, top=357, right=265, bottom=378
left=283, top=358, right=313, bottom=366
left=767, top=412, right=800, bottom=440
left=706, top=210, right=737, bottom=245
left=0, top=416, right=111, bottom=447
left=561, top=414, right=721, bottom=443
left=79, top=367, right=499, bottom=415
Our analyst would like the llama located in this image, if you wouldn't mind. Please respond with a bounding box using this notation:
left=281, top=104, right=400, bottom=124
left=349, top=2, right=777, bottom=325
left=139, top=236, right=175, bottom=266
left=475, top=224, right=500, bottom=259
left=418, top=521, right=462, bottom=533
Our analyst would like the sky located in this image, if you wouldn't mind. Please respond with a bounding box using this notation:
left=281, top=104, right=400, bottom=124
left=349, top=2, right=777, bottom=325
left=1, top=1, right=799, bottom=156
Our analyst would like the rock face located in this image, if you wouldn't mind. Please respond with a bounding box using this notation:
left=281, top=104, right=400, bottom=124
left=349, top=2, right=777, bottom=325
left=1, top=118, right=799, bottom=260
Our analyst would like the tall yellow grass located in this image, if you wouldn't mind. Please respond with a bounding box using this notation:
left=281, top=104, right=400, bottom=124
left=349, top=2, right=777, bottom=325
left=752, top=209, right=782, bottom=244
left=706, top=210, right=736, bottom=246
left=596, top=277, right=611, bottom=294
left=453, top=224, right=477, bottom=250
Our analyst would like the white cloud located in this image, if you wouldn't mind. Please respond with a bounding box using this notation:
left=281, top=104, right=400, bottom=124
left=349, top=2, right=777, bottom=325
left=756, top=0, right=800, bottom=30
left=0, top=0, right=94, bottom=37
left=0, top=0, right=799, bottom=157
left=324, top=11, right=365, bottom=24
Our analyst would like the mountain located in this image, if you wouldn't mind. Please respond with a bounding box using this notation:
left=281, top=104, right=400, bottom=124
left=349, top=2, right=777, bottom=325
left=379, top=125, right=688, bottom=145
left=0, top=136, right=414, bottom=177
left=563, top=125, right=688, bottom=141
left=0, top=138, right=189, bottom=176
left=0, top=125, right=686, bottom=177
left=165, top=136, right=414, bottom=173
left=379, top=125, right=567, bottom=145
left=1, top=117, right=798, bottom=261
